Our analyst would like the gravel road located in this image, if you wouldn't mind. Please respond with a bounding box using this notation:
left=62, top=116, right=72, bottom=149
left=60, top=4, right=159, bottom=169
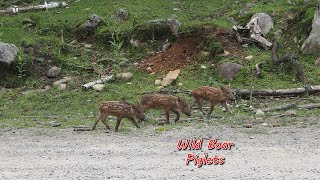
left=0, top=125, right=319, bottom=179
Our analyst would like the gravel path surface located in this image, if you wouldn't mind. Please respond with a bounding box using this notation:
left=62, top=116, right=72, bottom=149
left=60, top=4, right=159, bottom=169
left=0, top=125, right=319, bottom=179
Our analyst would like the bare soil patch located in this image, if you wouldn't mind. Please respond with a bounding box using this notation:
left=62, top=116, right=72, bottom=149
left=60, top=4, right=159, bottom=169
left=137, top=25, right=243, bottom=73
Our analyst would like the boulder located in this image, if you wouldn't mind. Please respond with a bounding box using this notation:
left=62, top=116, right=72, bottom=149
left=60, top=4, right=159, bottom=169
left=0, top=42, right=19, bottom=65
left=301, top=4, right=320, bottom=56
left=250, top=13, right=274, bottom=35
left=219, top=63, right=243, bottom=80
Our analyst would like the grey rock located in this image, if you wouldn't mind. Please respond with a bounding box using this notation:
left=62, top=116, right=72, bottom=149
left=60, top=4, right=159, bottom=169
left=255, top=110, right=265, bottom=117
left=47, top=66, right=61, bottom=78
left=219, top=63, right=243, bottom=80
left=284, top=110, right=297, bottom=116
left=58, top=84, right=67, bottom=91
left=227, top=17, right=238, bottom=25
left=167, top=14, right=181, bottom=36
left=155, top=79, right=162, bottom=86
left=260, top=122, right=268, bottom=126
left=245, top=2, right=256, bottom=8
left=49, top=121, right=61, bottom=127
left=76, top=14, right=102, bottom=38
left=117, top=72, right=133, bottom=81
left=301, top=4, right=320, bottom=55
left=114, top=9, right=129, bottom=21
left=274, top=29, right=282, bottom=40
left=53, top=77, right=73, bottom=86
left=0, top=42, right=19, bottom=65
left=162, top=43, right=171, bottom=52
left=22, top=18, right=36, bottom=27
left=251, top=13, right=274, bottom=35
left=81, top=14, right=101, bottom=29
left=315, top=58, right=320, bottom=66
left=92, top=84, right=105, bottom=92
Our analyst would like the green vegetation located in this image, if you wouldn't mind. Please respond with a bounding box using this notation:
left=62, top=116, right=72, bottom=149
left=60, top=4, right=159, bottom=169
left=0, top=0, right=319, bottom=130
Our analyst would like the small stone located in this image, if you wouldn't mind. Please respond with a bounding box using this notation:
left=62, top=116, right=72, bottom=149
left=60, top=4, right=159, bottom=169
left=92, top=84, right=105, bottom=92
left=161, top=69, right=180, bottom=86
left=49, top=121, right=61, bottom=127
left=177, top=83, right=183, bottom=87
left=243, top=124, right=252, bottom=128
left=53, top=77, right=73, bottom=86
left=315, top=58, right=320, bottom=66
left=117, top=72, right=133, bottom=81
left=114, top=9, right=129, bottom=21
left=260, top=123, right=268, bottom=127
left=47, top=66, right=61, bottom=78
left=221, top=50, right=230, bottom=57
left=147, top=51, right=155, bottom=56
left=58, top=84, right=67, bottom=91
left=274, top=29, right=282, bottom=40
left=83, top=43, right=92, bottom=48
left=284, top=110, right=297, bottom=116
left=245, top=55, right=254, bottom=60
left=147, top=67, right=153, bottom=73
left=162, top=43, right=171, bottom=52
left=173, top=8, right=180, bottom=11
left=201, top=51, right=210, bottom=57
left=156, top=86, right=164, bottom=90
left=155, top=79, right=162, bottom=86
left=255, top=110, right=265, bottom=117
left=249, top=136, right=255, bottom=139
left=200, top=65, right=207, bottom=69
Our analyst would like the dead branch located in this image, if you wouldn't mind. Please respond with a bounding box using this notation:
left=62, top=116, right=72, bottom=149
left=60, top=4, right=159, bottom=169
left=272, top=41, right=306, bottom=83
left=297, top=103, right=320, bottom=109
left=73, top=126, right=92, bottom=131
left=256, top=100, right=302, bottom=112
left=255, top=62, right=263, bottom=77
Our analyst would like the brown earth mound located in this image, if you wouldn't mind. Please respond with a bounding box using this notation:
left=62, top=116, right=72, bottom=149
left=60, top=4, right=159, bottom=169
left=137, top=25, right=243, bottom=73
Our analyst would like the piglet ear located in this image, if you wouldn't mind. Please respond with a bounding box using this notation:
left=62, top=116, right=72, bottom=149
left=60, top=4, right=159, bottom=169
left=220, top=86, right=225, bottom=91
left=177, top=97, right=181, bottom=102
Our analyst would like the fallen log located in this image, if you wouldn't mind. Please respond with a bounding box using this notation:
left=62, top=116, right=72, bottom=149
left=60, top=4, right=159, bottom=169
left=141, top=85, right=320, bottom=98
left=81, top=75, right=114, bottom=90
left=0, top=1, right=68, bottom=15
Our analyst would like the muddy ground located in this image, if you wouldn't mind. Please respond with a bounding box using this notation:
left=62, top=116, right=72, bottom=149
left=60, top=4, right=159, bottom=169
left=0, top=121, right=319, bottom=180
